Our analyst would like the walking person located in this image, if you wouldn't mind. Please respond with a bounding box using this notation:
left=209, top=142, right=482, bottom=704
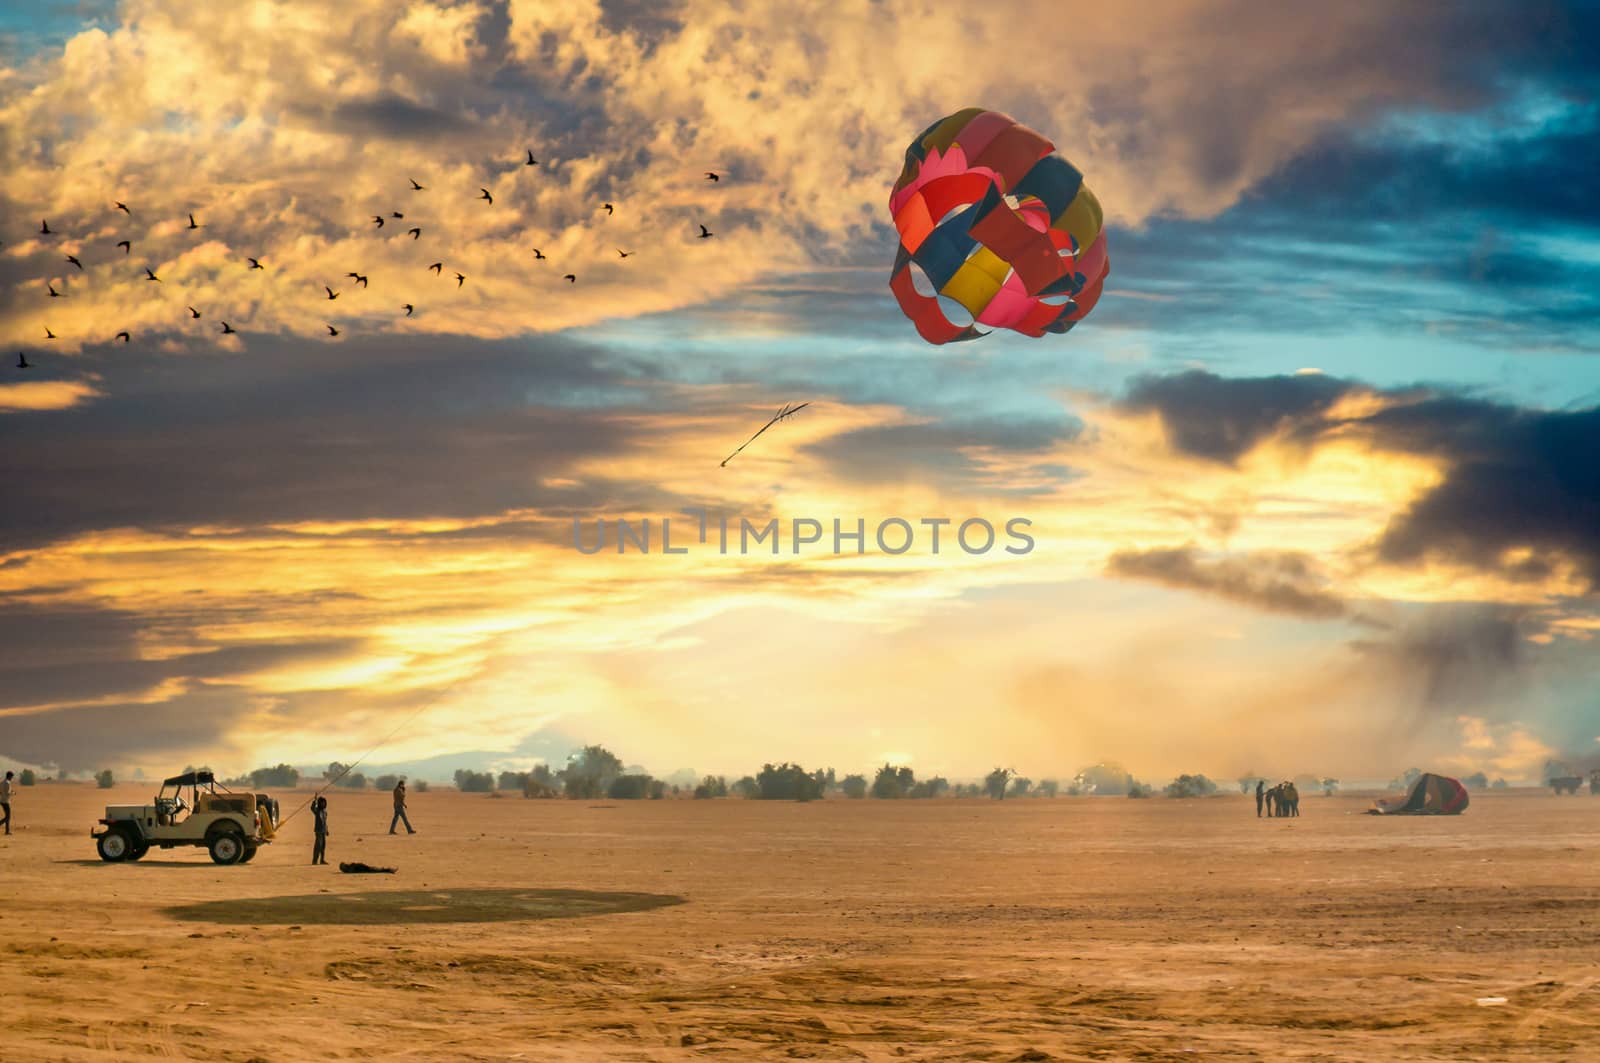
left=311, top=795, right=330, bottom=865
left=1255, top=778, right=1265, bottom=818
left=1, top=770, right=13, bottom=835
left=389, top=779, right=415, bottom=835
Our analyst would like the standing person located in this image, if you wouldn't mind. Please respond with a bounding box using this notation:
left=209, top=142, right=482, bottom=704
left=311, top=795, right=330, bottom=865
left=1255, top=779, right=1265, bottom=818
left=0, top=770, right=13, bottom=835
left=389, top=779, right=415, bottom=835
left=1287, top=782, right=1300, bottom=817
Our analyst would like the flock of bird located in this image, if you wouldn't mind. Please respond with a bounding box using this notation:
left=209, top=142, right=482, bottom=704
left=12, top=159, right=809, bottom=464
left=13, top=157, right=723, bottom=369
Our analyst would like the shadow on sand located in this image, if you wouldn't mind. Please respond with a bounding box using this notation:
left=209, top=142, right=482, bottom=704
left=162, top=887, right=685, bottom=926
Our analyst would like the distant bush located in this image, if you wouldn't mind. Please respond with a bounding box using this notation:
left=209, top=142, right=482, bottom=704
left=907, top=776, right=949, bottom=798
left=984, top=767, right=1012, bottom=800
left=1075, top=762, right=1137, bottom=796
left=650, top=779, right=667, bottom=799
left=732, top=775, right=759, bottom=799
left=1008, top=776, right=1034, bottom=799
left=1127, top=781, right=1153, bottom=798
left=498, top=771, right=529, bottom=791
left=839, top=774, right=867, bottom=799
left=249, top=764, right=300, bottom=789
left=454, top=769, right=494, bottom=793
left=95, top=769, right=114, bottom=789
left=1462, top=772, right=1489, bottom=790
left=18, top=769, right=35, bottom=786
left=1036, top=779, right=1059, bottom=798
left=414, top=779, right=429, bottom=793
left=693, top=775, right=728, bottom=799
left=607, top=774, right=655, bottom=800
left=1163, top=774, right=1218, bottom=799
left=373, top=774, right=400, bottom=792
left=340, top=772, right=368, bottom=790
left=1321, top=778, right=1340, bottom=796
left=755, top=762, right=823, bottom=801
left=561, top=746, right=624, bottom=799
left=1490, top=777, right=1509, bottom=790
left=872, top=764, right=915, bottom=799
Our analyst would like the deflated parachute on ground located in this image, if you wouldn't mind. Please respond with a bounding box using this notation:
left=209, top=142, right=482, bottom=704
left=889, top=108, right=1109, bottom=344
left=1370, top=772, right=1470, bottom=815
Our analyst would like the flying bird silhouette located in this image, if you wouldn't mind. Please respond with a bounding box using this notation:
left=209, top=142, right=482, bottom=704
left=525, top=150, right=538, bottom=166
left=115, top=331, right=130, bottom=343
left=616, top=249, right=632, bottom=258
left=427, top=262, right=443, bottom=274
left=47, top=284, right=61, bottom=298
left=410, top=178, right=425, bottom=190
left=66, top=255, right=83, bottom=270
left=391, top=211, right=404, bottom=218
left=479, top=188, right=493, bottom=204
left=16, top=352, right=29, bottom=369
left=602, top=203, right=614, bottom=215
left=705, top=171, right=720, bottom=181
left=698, top=224, right=713, bottom=239
left=220, top=322, right=236, bottom=334
left=327, top=324, right=340, bottom=336
left=247, top=257, right=264, bottom=269
left=44, top=328, right=56, bottom=339
left=117, top=240, right=131, bottom=254
left=115, top=201, right=131, bottom=214
left=532, top=248, right=546, bottom=260
left=563, top=274, right=576, bottom=283
left=455, top=272, right=466, bottom=288
left=346, top=272, right=368, bottom=288
left=403, top=303, right=415, bottom=316
left=721, top=402, right=810, bottom=467
left=325, top=286, right=339, bottom=300
left=145, top=268, right=160, bottom=282
left=407, top=227, right=421, bottom=239
left=188, top=306, right=201, bottom=318
left=372, top=215, right=385, bottom=228
left=187, top=213, right=199, bottom=230
left=40, top=220, right=52, bottom=235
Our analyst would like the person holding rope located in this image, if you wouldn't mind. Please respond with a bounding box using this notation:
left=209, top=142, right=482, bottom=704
left=311, top=794, right=330, bottom=865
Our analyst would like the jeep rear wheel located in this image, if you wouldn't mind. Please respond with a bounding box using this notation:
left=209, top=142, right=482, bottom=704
left=208, top=830, right=245, bottom=865
left=97, top=829, right=133, bottom=862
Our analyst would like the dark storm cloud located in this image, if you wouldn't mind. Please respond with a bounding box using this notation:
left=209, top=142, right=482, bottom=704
left=0, top=331, right=695, bottom=549
left=1105, top=545, right=1347, bottom=619
left=1119, top=370, right=1600, bottom=588
left=315, top=93, right=474, bottom=139
left=1119, top=370, right=1359, bottom=465
left=0, top=689, right=248, bottom=770
left=0, top=600, right=362, bottom=713
left=1349, top=605, right=1529, bottom=709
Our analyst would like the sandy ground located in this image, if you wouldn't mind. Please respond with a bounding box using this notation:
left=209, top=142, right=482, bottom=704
left=0, top=785, right=1596, bottom=1061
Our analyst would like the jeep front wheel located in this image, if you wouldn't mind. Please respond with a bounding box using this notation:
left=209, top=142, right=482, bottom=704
left=238, top=844, right=258, bottom=864
left=97, top=829, right=133, bottom=862
left=208, top=830, right=245, bottom=865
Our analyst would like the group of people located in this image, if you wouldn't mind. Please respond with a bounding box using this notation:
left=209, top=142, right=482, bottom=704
left=309, top=778, right=415, bottom=865
left=1255, top=778, right=1300, bottom=818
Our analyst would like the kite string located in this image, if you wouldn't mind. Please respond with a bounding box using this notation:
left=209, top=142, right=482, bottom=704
left=275, top=671, right=472, bottom=829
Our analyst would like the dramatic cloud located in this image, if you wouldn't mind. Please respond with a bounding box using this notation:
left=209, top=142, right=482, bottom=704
left=1106, top=545, right=1347, bottom=618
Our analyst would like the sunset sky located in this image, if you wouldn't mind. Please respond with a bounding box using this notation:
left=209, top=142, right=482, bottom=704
left=2, top=1, right=1597, bottom=786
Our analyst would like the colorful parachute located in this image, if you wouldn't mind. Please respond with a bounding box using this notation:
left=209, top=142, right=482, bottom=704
left=889, top=108, right=1109, bottom=345
left=1369, top=773, right=1470, bottom=816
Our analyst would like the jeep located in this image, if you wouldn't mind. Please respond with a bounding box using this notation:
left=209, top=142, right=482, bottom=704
left=92, top=770, right=280, bottom=865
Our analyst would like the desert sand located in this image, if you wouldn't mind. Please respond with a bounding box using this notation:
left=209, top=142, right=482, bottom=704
left=0, top=784, right=1596, bottom=1061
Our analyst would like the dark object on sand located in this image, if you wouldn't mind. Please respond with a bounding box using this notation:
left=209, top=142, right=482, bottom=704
left=340, top=861, right=396, bottom=874
left=1369, top=772, right=1469, bottom=815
